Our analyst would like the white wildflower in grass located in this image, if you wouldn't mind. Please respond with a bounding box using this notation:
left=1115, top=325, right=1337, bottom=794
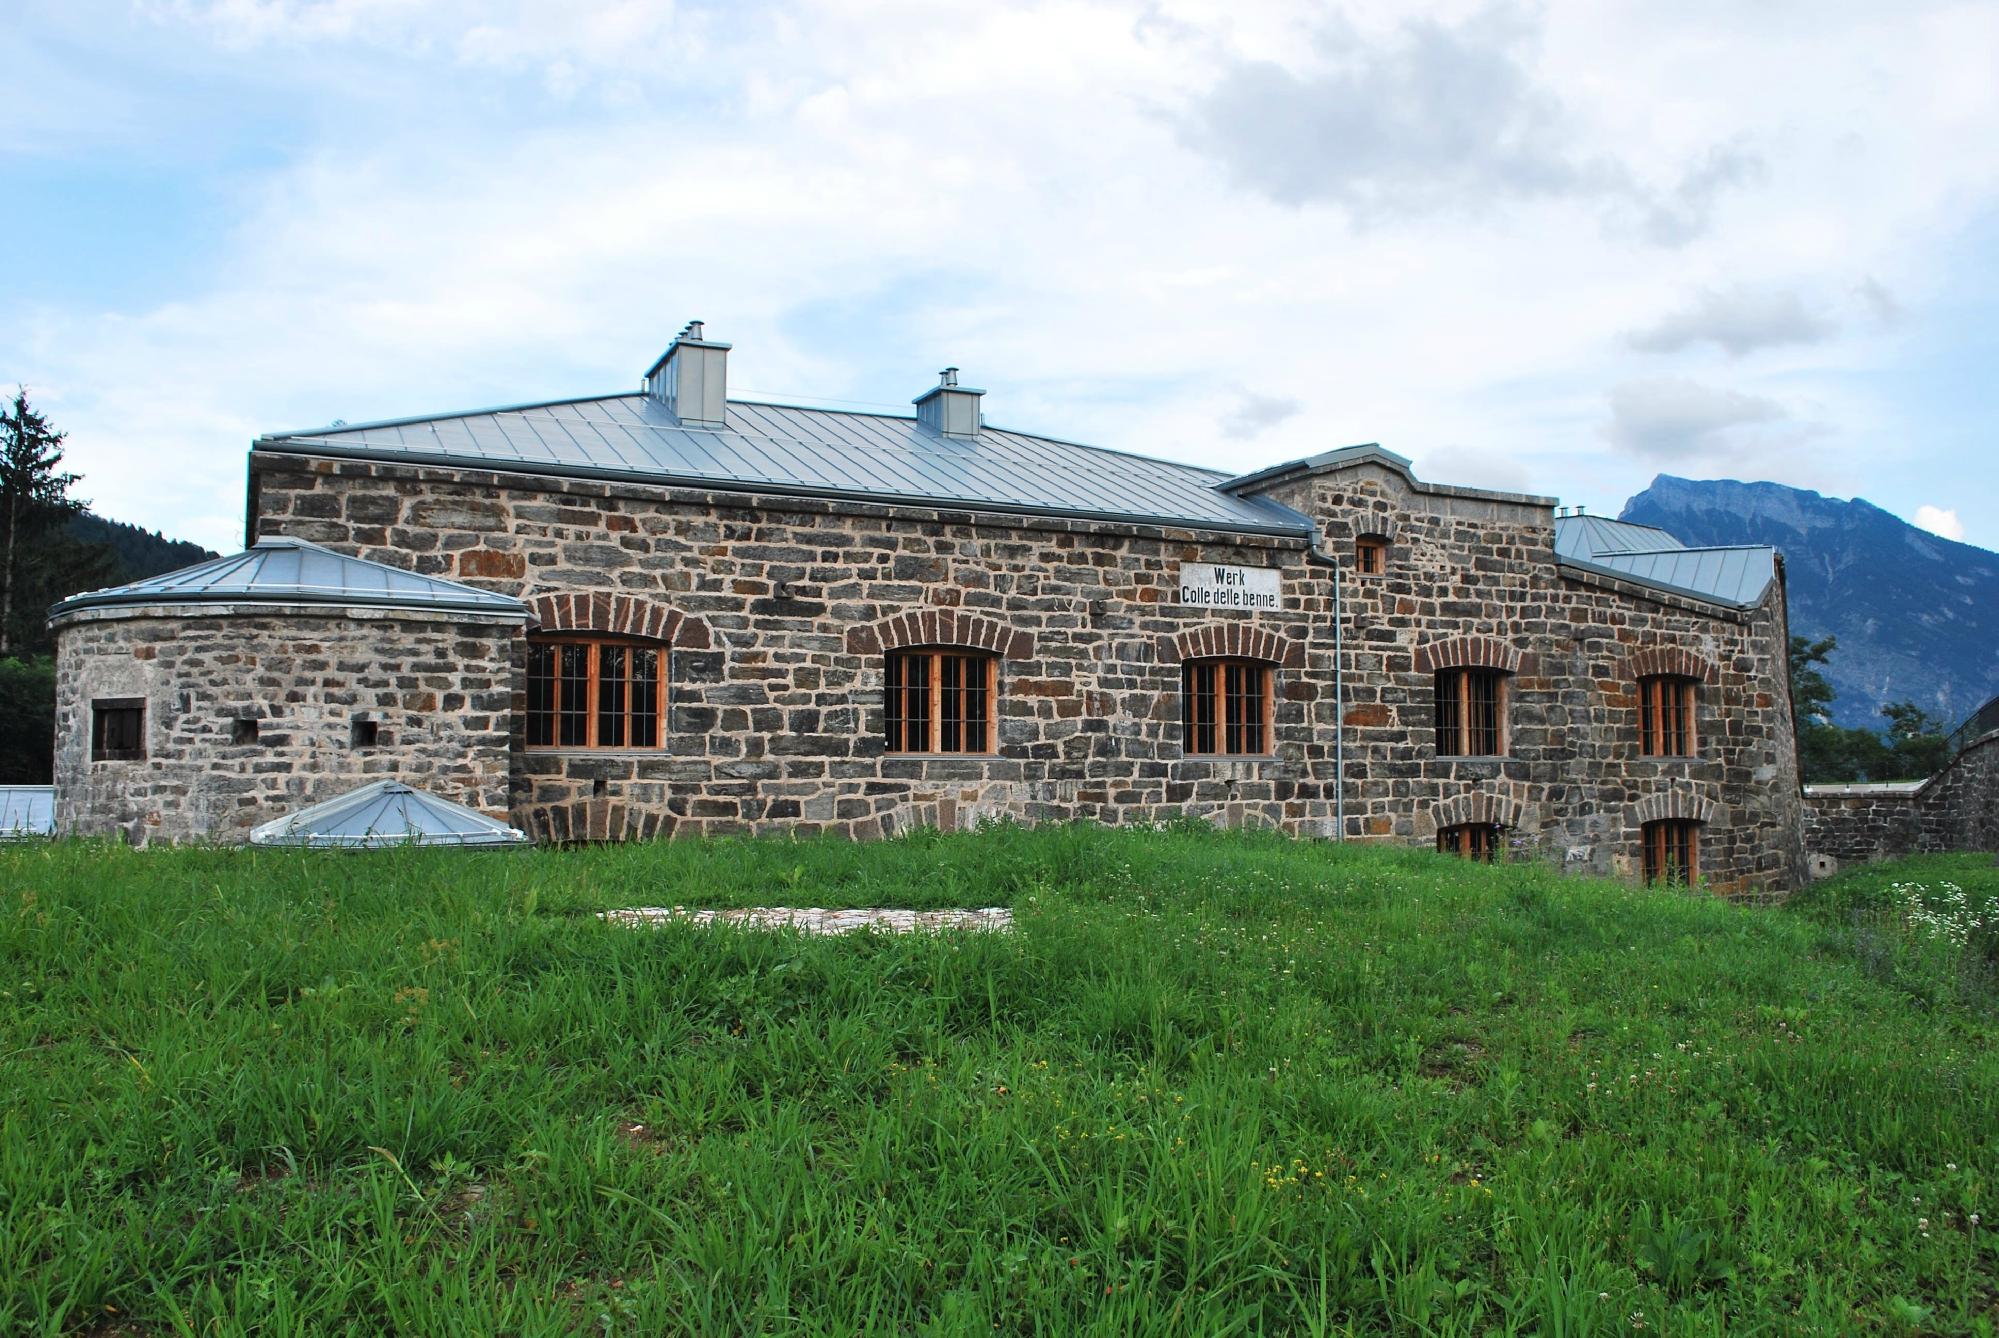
left=1898, top=880, right=1999, bottom=948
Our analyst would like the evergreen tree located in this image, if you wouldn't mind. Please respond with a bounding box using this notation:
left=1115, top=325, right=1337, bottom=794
left=1881, top=700, right=1950, bottom=778
left=1787, top=635, right=1953, bottom=783
left=0, top=389, right=101, bottom=656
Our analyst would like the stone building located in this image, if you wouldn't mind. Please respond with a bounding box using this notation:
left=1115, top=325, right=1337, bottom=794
left=54, top=324, right=1806, bottom=894
left=50, top=539, right=527, bottom=844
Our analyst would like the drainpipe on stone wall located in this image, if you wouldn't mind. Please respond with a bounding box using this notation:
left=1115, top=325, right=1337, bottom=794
left=1303, top=539, right=1345, bottom=842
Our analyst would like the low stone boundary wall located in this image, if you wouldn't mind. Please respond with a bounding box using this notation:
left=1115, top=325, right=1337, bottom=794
left=1803, top=731, right=1999, bottom=874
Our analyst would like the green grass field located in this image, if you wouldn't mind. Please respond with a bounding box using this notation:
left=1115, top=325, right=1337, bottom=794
left=1, top=827, right=1994, bottom=1335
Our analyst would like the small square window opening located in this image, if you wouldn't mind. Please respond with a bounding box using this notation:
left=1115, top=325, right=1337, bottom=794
left=351, top=719, right=380, bottom=748
left=91, top=698, right=146, bottom=762
left=231, top=718, right=259, bottom=745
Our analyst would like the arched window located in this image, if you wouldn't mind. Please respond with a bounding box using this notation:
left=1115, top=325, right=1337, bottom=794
left=1437, top=823, right=1502, bottom=861
left=1434, top=669, right=1509, bottom=757
left=525, top=636, right=667, bottom=749
left=1642, top=819, right=1700, bottom=885
left=1182, top=658, right=1273, bottom=756
left=1354, top=534, right=1388, bottom=576
left=1639, top=675, right=1698, bottom=757
left=885, top=648, right=997, bottom=754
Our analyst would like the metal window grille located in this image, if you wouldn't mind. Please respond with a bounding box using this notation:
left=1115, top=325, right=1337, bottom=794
left=1183, top=658, right=1271, bottom=756
left=1642, top=819, right=1699, bottom=885
left=1435, top=669, right=1507, bottom=757
left=1640, top=675, right=1698, bottom=757
left=1437, top=823, right=1501, bottom=861
left=885, top=649, right=993, bottom=754
left=524, top=637, right=670, bottom=750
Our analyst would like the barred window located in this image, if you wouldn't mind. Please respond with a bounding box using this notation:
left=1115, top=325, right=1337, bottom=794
left=1437, top=823, right=1503, bottom=861
left=1434, top=668, right=1508, bottom=756
left=1642, top=819, right=1700, bottom=886
left=525, top=637, right=666, bottom=749
left=885, top=649, right=996, bottom=754
left=1182, top=658, right=1273, bottom=756
left=1639, top=675, right=1698, bottom=757
left=1354, top=535, right=1388, bottom=575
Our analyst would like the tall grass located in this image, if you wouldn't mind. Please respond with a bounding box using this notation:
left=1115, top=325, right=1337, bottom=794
left=0, top=829, right=1992, bottom=1334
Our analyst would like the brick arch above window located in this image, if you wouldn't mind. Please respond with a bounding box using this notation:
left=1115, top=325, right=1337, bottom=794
left=526, top=592, right=711, bottom=648
left=1413, top=635, right=1522, bottom=675
left=846, top=609, right=1033, bottom=659
left=1156, top=623, right=1305, bottom=668
left=1625, top=646, right=1718, bottom=684
left=1630, top=790, right=1719, bottom=826
left=1432, top=788, right=1524, bottom=832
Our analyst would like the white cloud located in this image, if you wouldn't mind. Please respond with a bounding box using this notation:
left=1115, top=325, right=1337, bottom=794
left=1172, top=4, right=1758, bottom=242
left=1220, top=390, right=1302, bottom=440
left=1604, top=378, right=1789, bottom=461
left=7, top=0, right=1999, bottom=552
left=1914, top=505, right=1965, bottom=541
left=1626, top=285, right=1837, bottom=357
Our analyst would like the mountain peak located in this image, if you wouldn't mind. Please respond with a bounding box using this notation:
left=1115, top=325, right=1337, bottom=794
left=1621, top=477, right=1998, bottom=730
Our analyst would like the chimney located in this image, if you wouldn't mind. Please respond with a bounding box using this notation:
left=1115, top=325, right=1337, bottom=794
left=912, top=367, right=984, bottom=439
left=644, top=320, right=732, bottom=428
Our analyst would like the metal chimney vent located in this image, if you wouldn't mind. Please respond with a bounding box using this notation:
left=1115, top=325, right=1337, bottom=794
left=913, top=366, right=984, bottom=439
left=643, top=320, right=732, bottom=429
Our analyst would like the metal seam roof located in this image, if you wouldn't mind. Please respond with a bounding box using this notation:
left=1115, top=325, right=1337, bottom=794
left=249, top=780, right=527, bottom=848
left=0, top=786, right=54, bottom=839
left=257, top=393, right=1313, bottom=538
left=49, top=537, right=530, bottom=621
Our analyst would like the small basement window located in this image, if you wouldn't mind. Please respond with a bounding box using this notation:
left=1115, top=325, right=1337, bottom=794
left=350, top=719, right=380, bottom=749
left=1642, top=819, right=1700, bottom=886
left=231, top=718, right=260, bottom=745
left=1437, top=823, right=1503, bottom=862
left=91, top=698, right=146, bottom=762
left=1354, top=535, right=1388, bottom=575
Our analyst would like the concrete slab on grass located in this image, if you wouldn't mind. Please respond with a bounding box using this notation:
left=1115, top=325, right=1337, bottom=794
left=602, top=906, right=1012, bottom=934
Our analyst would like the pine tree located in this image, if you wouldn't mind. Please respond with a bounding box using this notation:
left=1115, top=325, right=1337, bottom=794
left=0, top=389, right=90, bottom=655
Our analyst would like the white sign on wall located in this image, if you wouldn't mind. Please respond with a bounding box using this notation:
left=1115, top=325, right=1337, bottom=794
left=1176, top=562, right=1282, bottom=611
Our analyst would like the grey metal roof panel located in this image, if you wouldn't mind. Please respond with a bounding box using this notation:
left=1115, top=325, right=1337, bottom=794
left=0, top=786, right=54, bottom=839
left=249, top=780, right=528, bottom=848
left=1553, top=514, right=1687, bottom=558
left=1560, top=545, right=1776, bottom=608
left=50, top=538, right=529, bottom=620
left=258, top=394, right=1314, bottom=537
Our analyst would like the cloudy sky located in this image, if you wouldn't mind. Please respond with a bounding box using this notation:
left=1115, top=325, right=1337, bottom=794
left=6, top=0, right=1996, bottom=553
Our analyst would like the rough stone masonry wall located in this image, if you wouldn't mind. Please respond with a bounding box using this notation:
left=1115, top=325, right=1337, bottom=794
left=54, top=605, right=516, bottom=845
left=247, top=451, right=1803, bottom=896
left=1802, top=731, right=1999, bottom=869
left=1254, top=465, right=1803, bottom=897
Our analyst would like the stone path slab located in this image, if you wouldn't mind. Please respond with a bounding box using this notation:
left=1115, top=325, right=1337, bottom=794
left=602, top=906, right=1013, bottom=934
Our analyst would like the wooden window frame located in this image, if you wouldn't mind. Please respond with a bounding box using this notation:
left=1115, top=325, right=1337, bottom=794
left=1437, top=823, right=1503, bottom=861
left=1433, top=668, right=1510, bottom=757
left=1181, top=657, right=1275, bottom=757
left=1642, top=819, right=1700, bottom=886
left=1638, top=674, right=1699, bottom=758
left=884, top=647, right=999, bottom=755
left=1354, top=535, right=1388, bottom=576
left=525, top=634, right=670, bottom=751
left=91, top=698, right=147, bottom=762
